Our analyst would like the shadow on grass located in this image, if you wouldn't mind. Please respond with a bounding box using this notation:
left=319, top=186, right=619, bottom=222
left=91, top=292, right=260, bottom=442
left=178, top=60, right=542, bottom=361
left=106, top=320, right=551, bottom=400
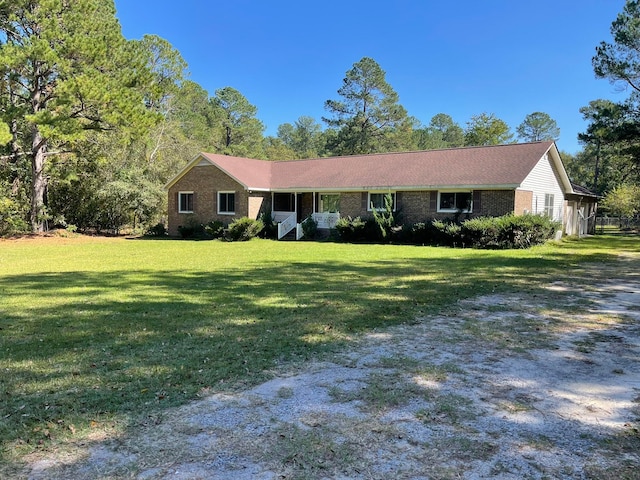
left=0, top=235, right=630, bottom=470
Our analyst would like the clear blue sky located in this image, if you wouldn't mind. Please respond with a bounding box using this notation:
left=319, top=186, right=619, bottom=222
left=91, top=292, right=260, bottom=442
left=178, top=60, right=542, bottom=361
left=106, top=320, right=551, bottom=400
left=114, top=0, right=627, bottom=154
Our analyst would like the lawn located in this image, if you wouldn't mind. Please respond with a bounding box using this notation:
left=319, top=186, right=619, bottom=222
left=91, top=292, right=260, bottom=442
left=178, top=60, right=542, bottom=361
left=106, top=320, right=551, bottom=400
left=0, top=234, right=635, bottom=469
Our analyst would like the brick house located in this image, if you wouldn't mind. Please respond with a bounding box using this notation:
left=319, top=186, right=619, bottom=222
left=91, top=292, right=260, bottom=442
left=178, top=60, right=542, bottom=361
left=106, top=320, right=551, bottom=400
left=165, top=141, right=597, bottom=238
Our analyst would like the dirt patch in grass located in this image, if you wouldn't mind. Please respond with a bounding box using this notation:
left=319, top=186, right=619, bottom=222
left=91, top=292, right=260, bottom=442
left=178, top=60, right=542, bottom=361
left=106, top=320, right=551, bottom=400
left=12, top=253, right=640, bottom=479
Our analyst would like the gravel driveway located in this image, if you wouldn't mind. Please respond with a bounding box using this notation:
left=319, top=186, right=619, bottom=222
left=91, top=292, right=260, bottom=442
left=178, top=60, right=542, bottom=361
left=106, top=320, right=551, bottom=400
left=27, top=256, right=640, bottom=479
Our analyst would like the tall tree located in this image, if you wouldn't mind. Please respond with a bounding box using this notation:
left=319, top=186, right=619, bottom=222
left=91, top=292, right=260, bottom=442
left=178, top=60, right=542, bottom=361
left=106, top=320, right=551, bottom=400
left=323, top=57, right=413, bottom=155
left=0, top=0, right=154, bottom=232
left=211, top=87, right=264, bottom=158
left=413, top=113, right=464, bottom=150
left=593, top=0, right=640, bottom=94
left=516, top=112, right=560, bottom=142
left=577, top=100, right=628, bottom=194
left=464, top=113, right=513, bottom=146
left=277, top=115, right=323, bottom=158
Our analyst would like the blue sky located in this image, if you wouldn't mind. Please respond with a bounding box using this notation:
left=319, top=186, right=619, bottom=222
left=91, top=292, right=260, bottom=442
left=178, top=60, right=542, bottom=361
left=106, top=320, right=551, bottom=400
left=114, top=0, right=627, bottom=154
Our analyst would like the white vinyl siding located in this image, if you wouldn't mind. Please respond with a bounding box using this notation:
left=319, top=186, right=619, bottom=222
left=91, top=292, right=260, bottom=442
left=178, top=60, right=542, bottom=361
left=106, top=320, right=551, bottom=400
left=519, top=153, right=565, bottom=222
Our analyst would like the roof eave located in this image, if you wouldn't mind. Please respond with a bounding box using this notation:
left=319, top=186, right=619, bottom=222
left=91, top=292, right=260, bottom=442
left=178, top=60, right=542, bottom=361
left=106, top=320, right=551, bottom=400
left=270, top=184, right=520, bottom=193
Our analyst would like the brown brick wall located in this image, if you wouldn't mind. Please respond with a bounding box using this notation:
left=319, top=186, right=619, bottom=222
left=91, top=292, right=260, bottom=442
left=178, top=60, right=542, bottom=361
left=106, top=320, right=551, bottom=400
left=329, top=189, right=518, bottom=225
left=167, top=165, right=270, bottom=236
left=478, top=190, right=515, bottom=217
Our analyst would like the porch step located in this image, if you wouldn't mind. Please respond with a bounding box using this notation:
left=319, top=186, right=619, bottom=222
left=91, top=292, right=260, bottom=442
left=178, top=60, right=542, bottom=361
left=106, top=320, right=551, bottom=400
left=279, top=229, right=298, bottom=241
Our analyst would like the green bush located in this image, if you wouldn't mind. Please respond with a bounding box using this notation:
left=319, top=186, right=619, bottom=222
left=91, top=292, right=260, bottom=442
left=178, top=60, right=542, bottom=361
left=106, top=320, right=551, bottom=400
left=460, top=214, right=559, bottom=249
left=177, top=215, right=205, bottom=239
left=204, top=220, right=225, bottom=239
left=226, top=217, right=264, bottom=241
left=259, top=212, right=278, bottom=239
left=301, top=215, right=318, bottom=239
left=145, top=222, right=167, bottom=237
left=0, top=196, right=28, bottom=236
left=335, top=216, right=368, bottom=242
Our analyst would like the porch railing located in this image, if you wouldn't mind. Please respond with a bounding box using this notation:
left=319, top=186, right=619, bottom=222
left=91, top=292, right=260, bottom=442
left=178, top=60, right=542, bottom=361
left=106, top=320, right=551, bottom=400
left=277, top=214, right=297, bottom=239
left=312, top=212, right=340, bottom=229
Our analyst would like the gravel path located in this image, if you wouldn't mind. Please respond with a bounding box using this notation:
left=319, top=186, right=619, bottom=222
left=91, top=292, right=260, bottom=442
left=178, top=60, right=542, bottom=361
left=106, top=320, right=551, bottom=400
left=25, top=258, right=640, bottom=479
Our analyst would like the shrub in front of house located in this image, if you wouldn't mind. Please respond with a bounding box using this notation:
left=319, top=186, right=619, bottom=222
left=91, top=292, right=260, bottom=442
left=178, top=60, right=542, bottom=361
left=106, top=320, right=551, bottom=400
left=404, top=214, right=559, bottom=249
left=494, top=214, right=559, bottom=249
left=335, top=216, right=368, bottom=242
left=145, top=222, right=167, bottom=237
left=225, top=217, right=264, bottom=241
left=458, top=214, right=559, bottom=249
left=259, top=212, right=278, bottom=239
left=301, top=215, right=318, bottom=240
left=177, top=215, right=206, bottom=239
left=204, top=220, right=225, bottom=239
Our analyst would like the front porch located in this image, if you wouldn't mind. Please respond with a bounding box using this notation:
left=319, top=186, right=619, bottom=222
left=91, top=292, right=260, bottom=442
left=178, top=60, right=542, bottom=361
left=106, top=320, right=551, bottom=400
left=271, top=192, right=341, bottom=240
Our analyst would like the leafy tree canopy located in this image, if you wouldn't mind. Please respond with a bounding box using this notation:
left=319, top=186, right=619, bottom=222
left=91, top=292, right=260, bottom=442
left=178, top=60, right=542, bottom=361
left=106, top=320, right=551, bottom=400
left=464, top=113, right=513, bottom=146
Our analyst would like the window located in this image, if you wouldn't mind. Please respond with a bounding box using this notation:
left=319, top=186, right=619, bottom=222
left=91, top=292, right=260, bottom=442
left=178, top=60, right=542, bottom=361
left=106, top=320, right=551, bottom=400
left=319, top=194, right=340, bottom=213
left=544, top=194, right=554, bottom=218
left=438, top=191, right=472, bottom=212
left=218, top=191, right=235, bottom=214
left=178, top=192, right=194, bottom=213
left=273, top=193, right=295, bottom=212
left=368, top=192, right=395, bottom=211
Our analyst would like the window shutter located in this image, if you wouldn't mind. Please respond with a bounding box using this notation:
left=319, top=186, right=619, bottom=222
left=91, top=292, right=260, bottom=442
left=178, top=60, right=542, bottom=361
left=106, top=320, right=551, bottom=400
left=192, top=192, right=196, bottom=212
left=361, top=192, right=368, bottom=210
left=395, top=192, right=402, bottom=211
left=473, top=190, right=481, bottom=213
left=430, top=191, right=437, bottom=212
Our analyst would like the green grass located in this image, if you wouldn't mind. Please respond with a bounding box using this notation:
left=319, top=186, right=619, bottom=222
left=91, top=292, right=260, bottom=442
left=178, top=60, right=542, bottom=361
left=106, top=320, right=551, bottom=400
left=0, top=234, right=636, bottom=467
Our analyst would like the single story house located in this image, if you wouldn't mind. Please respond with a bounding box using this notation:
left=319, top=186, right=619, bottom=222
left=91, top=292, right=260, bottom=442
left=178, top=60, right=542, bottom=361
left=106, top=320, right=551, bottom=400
left=165, top=141, right=597, bottom=239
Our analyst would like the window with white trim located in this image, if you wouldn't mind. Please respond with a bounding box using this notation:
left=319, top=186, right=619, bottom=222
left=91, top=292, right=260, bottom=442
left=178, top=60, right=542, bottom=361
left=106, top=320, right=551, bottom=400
left=319, top=194, right=340, bottom=213
left=178, top=191, right=194, bottom=213
left=438, top=191, right=472, bottom=213
left=368, top=192, right=396, bottom=211
left=544, top=194, right=554, bottom=218
left=218, top=191, right=235, bottom=214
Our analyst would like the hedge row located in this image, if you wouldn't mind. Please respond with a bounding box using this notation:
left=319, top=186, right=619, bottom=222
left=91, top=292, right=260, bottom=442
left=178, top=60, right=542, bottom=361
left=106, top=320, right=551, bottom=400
left=175, top=216, right=265, bottom=241
left=334, top=214, right=560, bottom=249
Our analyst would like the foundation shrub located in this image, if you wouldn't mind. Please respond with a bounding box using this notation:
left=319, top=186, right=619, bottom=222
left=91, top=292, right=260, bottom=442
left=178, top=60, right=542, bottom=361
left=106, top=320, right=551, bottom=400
left=301, top=215, right=318, bottom=240
left=203, top=220, right=225, bottom=239
left=335, top=216, right=368, bottom=242
left=226, top=216, right=264, bottom=241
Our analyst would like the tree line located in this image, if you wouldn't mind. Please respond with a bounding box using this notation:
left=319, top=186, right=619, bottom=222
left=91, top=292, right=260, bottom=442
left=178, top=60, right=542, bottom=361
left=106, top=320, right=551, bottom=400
left=0, top=0, right=637, bottom=234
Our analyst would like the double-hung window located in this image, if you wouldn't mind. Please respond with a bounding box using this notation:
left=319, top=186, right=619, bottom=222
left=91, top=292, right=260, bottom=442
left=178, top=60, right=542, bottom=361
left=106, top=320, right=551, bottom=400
left=178, top=192, right=194, bottom=213
left=368, top=192, right=396, bottom=211
left=218, top=191, right=235, bottom=215
left=319, top=194, right=340, bottom=213
left=438, top=191, right=472, bottom=213
left=544, top=194, right=554, bottom=219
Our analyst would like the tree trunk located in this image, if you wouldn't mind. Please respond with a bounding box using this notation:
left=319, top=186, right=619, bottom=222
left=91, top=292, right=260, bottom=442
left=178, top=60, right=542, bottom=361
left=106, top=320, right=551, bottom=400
left=30, top=127, right=47, bottom=233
